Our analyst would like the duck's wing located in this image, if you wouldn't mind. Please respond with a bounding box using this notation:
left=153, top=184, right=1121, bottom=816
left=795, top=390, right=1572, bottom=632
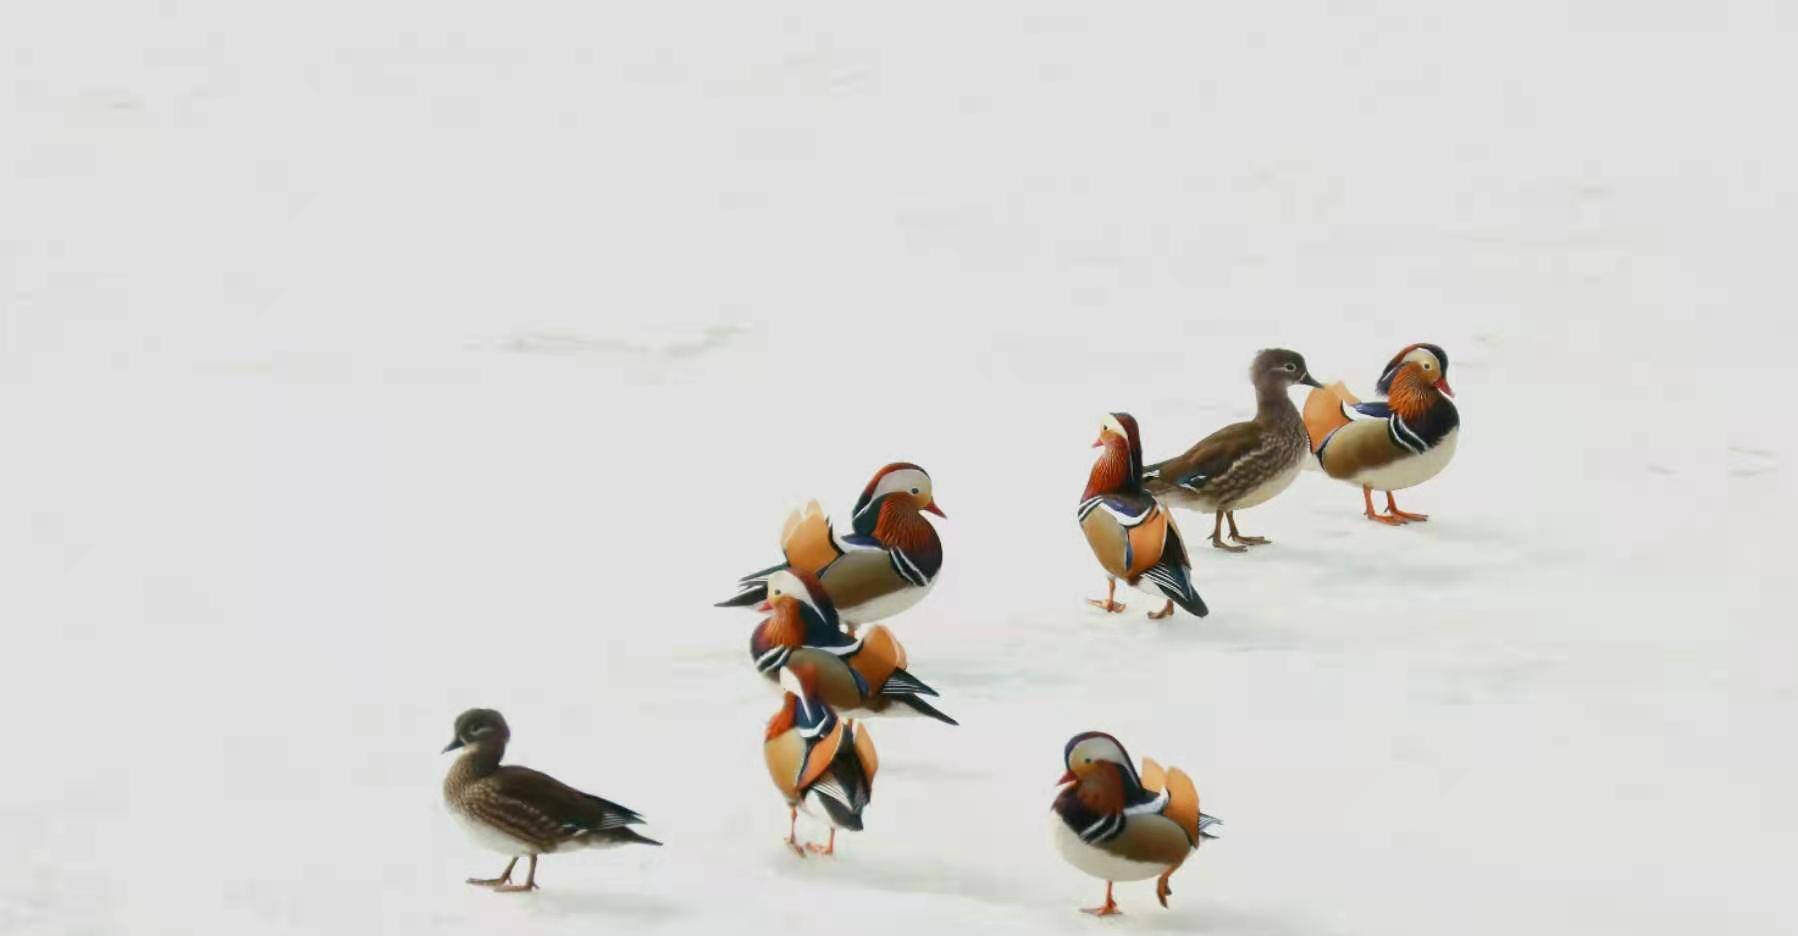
left=1314, top=415, right=1410, bottom=479
left=786, top=647, right=874, bottom=710
left=781, top=500, right=843, bottom=576
left=816, top=535, right=923, bottom=609
left=477, top=766, right=651, bottom=849
left=717, top=501, right=844, bottom=608
left=1077, top=492, right=1164, bottom=579
left=818, top=722, right=875, bottom=810
left=1161, top=765, right=1202, bottom=846
left=1143, top=420, right=1262, bottom=497
left=1302, top=381, right=1364, bottom=453
left=849, top=719, right=878, bottom=784
left=1140, top=514, right=1207, bottom=617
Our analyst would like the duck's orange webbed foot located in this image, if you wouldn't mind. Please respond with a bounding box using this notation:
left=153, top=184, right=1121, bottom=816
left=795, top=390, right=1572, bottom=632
left=1147, top=600, right=1175, bottom=620
left=784, top=808, right=807, bottom=857
left=1363, top=486, right=1409, bottom=525
left=1081, top=882, right=1122, bottom=916
left=1384, top=492, right=1429, bottom=522
left=1087, top=579, right=1126, bottom=613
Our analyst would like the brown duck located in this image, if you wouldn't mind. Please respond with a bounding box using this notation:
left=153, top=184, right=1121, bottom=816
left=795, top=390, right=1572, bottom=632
left=441, top=709, right=660, bottom=892
left=1143, top=349, right=1321, bottom=551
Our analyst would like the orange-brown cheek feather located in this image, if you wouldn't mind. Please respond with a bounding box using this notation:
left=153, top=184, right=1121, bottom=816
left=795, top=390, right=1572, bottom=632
left=1076, top=762, right=1128, bottom=814
left=763, top=601, right=805, bottom=649
left=873, top=499, right=936, bottom=553
left=765, top=696, right=797, bottom=741
left=1083, top=437, right=1132, bottom=500
left=1385, top=365, right=1436, bottom=421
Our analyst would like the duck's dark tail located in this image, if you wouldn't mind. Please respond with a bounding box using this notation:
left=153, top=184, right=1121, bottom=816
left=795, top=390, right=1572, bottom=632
left=715, top=563, right=786, bottom=608
left=1198, top=813, right=1223, bottom=840
left=896, top=694, right=959, bottom=726
left=614, top=827, right=663, bottom=847
left=1141, top=525, right=1208, bottom=618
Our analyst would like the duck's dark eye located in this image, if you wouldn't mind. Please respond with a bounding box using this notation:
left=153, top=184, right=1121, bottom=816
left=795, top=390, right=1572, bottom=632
left=910, top=487, right=920, bottom=494
left=1084, top=757, right=1092, bottom=764
left=1282, top=362, right=1296, bottom=371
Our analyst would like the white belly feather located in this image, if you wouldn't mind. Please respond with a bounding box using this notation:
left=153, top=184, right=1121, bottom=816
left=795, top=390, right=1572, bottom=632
left=449, top=804, right=536, bottom=856
left=1229, top=457, right=1304, bottom=511
left=1355, top=428, right=1458, bottom=492
left=838, top=576, right=934, bottom=626
left=1052, top=817, right=1166, bottom=883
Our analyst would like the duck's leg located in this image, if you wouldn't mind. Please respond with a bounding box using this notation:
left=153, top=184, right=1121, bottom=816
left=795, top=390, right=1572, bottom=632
left=1156, top=867, right=1177, bottom=908
left=1209, top=511, right=1247, bottom=552
left=1363, top=485, right=1406, bottom=525
left=1226, top=511, right=1270, bottom=545
left=493, top=854, right=539, bottom=892
left=1147, top=599, right=1175, bottom=620
left=466, top=856, right=518, bottom=887
left=1081, top=881, right=1122, bottom=916
left=1385, top=491, right=1429, bottom=522
left=805, top=828, right=837, bottom=856
left=1086, top=578, right=1127, bottom=613
left=784, top=806, right=806, bottom=857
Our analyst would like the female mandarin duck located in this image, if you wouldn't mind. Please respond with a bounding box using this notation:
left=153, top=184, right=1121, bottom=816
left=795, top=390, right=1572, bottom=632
left=1143, top=349, right=1322, bottom=551
left=441, top=709, right=660, bottom=892
left=748, top=569, right=958, bottom=725
left=1052, top=732, right=1222, bottom=916
left=719, top=463, right=945, bottom=634
left=1302, top=343, right=1459, bottom=524
left=764, top=663, right=878, bottom=857
left=1078, top=413, right=1208, bottom=619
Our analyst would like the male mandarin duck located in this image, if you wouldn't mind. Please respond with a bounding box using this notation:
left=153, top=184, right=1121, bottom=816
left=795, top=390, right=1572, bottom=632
left=764, top=663, right=878, bottom=857
left=441, top=709, right=660, bottom=892
left=1302, top=343, right=1459, bottom=524
left=747, top=569, right=958, bottom=725
left=1143, top=349, right=1322, bottom=551
left=1078, top=413, right=1208, bottom=619
left=718, top=463, right=945, bottom=633
left=1052, top=732, right=1222, bottom=916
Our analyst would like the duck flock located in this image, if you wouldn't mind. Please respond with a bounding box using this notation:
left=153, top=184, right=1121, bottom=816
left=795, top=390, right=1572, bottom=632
left=439, top=341, right=1460, bottom=915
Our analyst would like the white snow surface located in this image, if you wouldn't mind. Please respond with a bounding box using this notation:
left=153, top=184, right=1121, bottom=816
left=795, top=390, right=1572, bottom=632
left=3, top=2, right=1794, bottom=934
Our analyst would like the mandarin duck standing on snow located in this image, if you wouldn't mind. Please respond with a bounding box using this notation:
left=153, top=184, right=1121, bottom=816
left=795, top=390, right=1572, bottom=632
left=441, top=709, right=660, bottom=892
left=764, top=663, right=878, bottom=857
left=719, top=463, right=945, bottom=634
left=1143, top=348, right=1322, bottom=551
left=1078, top=413, right=1208, bottom=619
left=747, top=569, right=958, bottom=725
left=1052, top=732, right=1222, bottom=916
left=1303, top=343, right=1459, bottom=524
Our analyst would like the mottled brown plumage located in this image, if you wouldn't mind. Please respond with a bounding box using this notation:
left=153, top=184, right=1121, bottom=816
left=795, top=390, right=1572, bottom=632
left=1144, top=349, right=1319, bottom=551
left=441, top=709, right=659, bottom=892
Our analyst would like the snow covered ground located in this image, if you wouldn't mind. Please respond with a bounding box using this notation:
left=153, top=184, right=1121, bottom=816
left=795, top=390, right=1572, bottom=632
left=4, top=2, right=1794, bottom=933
